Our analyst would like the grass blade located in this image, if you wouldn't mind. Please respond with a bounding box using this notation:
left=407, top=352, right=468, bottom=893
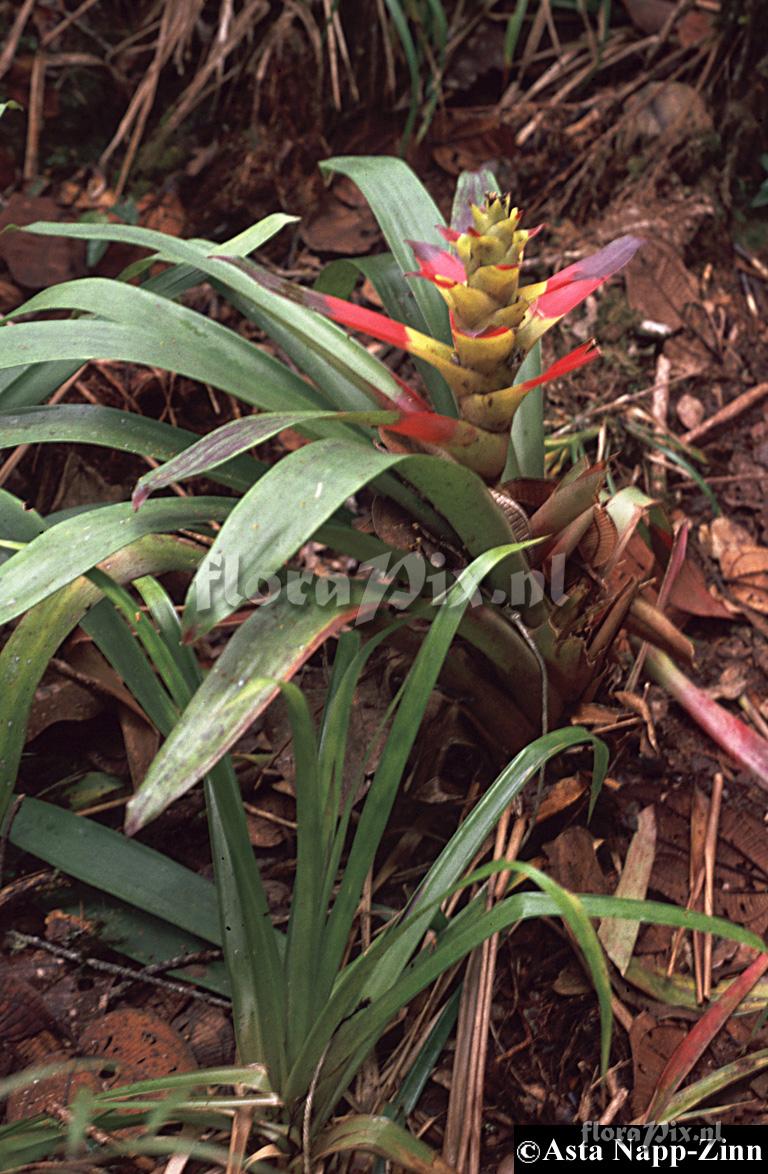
left=0, top=535, right=202, bottom=822
left=0, top=497, right=231, bottom=625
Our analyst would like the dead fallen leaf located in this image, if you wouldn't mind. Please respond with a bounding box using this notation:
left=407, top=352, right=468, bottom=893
left=0, top=966, right=60, bottom=1044
left=625, top=239, right=700, bottom=332
left=26, top=676, right=103, bottom=743
left=630, top=1011, right=688, bottom=1119
left=171, top=1002, right=234, bottom=1068
left=663, top=333, right=713, bottom=380
left=709, top=517, right=768, bottom=615
left=543, top=827, right=609, bottom=895
left=0, top=276, right=22, bottom=313
left=0, top=194, right=85, bottom=289
left=245, top=789, right=295, bottom=848
left=626, top=82, right=712, bottom=141
left=675, top=392, right=706, bottom=430
left=5, top=1053, right=102, bottom=1122
left=119, top=703, right=160, bottom=788
left=79, top=1008, right=197, bottom=1086
left=599, top=805, right=657, bottom=973
left=621, top=0, right=675, bottom=34
left=300, top=177, right=379, bottom=254
left=534, top=775, right=588, bottom=823
left=138, top=189, right=186, bottom=237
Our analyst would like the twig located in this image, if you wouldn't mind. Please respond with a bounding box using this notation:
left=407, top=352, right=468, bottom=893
left=0, top=0, right=37, bottom=81
left=6, top=931, right=230, bottom=1008
left=702, top=773, right=724, bottom=1000
left=680, top=383, right=768, bottom=446
left=23, top=51, right=46, bottom=181
left=649, top=352, right=672, bottom=498
left=41, top=0, right=102, bottom=48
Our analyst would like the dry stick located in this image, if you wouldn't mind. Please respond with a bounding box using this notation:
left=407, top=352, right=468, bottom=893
left=322, top=0, right=341, bottom=110
left=690, top=786, right=709, bottom=1004
left=40, top=0, right=102, bottom=48
left=154, top=0, right=270, bottom=148
left=445, top=815, right=526, bottom=1174
left=680, top=382, right=768, bottom=447
left=329, top=2, right=358, bottom=103
left=702, top=773, right=724, bottom=1000
left=0, top=0, right=37, bottom=80
left=6, top=930, right=231, bottom=1008
left=23, top=51, right=46, bottom=181
left=649, top=352, right=672, bottom=499
left=599, top=1085, right=629, bottom=1125
left=100, top=1, right=203, bottom=196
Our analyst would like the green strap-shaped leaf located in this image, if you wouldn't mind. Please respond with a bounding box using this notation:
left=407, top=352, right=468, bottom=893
left=181, top=437, right=528, bottom=639
left=319, top=156, right=450, bottom=346
left=320, top=155, right=455, bottom=415
left=9, top=797, right=222, bottom=943
left=0, top=535, right=203, bottom=822
left=125, top=583, right=370, bottom=832
left=0, top=212, right=296, bottom=412
left=11, top=224, right=418, bottom=412
left=0, top=497, right=233, bottom=625
left=131, top=408, right=395, bottom=504
left=0, top=404, right=265, bottom=494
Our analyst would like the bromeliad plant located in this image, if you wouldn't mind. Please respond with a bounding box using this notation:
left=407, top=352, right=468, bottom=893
left=1, top=155, right=768, bottom=1165
left=245, top=185, right=639, bottom=481
left=0, top=157, right=767, bottom=819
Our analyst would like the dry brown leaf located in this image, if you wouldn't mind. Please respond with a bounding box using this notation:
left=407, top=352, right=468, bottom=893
left=625, top=239, right=699, bottom=332
left=0, top=194, right=85, bottom=288
left=300, top=177, right=379, bottom=254
left=5, top=1053, right=102, bottom=1122
left=626, top=82, right=712, bottom=141
left=710, top=517, right=768, bottom=614
left=543, top=827, right=609, bottom=895
left=629, top=1011, right=688, bottom=1119
left=675, top=392, right=706, bottom=430
left=245, top=789, right=295, bottom=848
left=79, top=1008, right=197, bottom=1086
left=26, top=676, right=103, bottom=742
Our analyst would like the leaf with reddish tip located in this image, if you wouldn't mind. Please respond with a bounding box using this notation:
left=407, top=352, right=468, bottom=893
left=643, top=951, right=768, bottom=1122
left=534, top=235, right=644, bottom=318
left=405, top=239, right=466, bottom=287
left=517, top=236, right=644, bottom=349
left=218, top=257, right=457, bottom=373
left=131, top=409, right=398, bottom=509
left=125, top=583, right=374, bottom=833
left=517, top=340, right=601, bottom=392
left=383, top=413, right=509, bottom=480
left=644, top=646, right=768, bottom=786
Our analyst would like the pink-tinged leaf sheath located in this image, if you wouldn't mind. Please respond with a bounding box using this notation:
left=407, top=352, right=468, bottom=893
left=644, top=646, right=768, bottom=787
left=644, top=951, right=768, bottom=1122
left=405, top=239, right=466, bottom=288
left=516, top=234, right=644, bottom=351
left=383, top=411, right=509, bottom=479
left=462, top=341, right=600, bottom=431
